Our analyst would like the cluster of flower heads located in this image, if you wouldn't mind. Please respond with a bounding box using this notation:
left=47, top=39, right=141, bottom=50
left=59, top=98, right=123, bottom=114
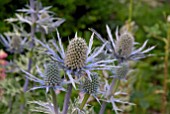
left=19, top=23, right=154, bottom=113
left=0, top=0, right=155, bottom=114
left=35, top=31, right=116, bottom=89
left=6, top=1, right=65, bottom=34
left=0, top=0, right=65, bottom=54
left=89, top=25, right=155, bottom=113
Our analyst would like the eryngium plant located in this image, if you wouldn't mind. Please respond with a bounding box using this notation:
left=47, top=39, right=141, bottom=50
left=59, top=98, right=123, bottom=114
left=0, top=0, right=156, bottom=114
left=90, top=25, right=155, bottom=62
left=115, top=32, right=134, bottom=58
left=0, top=26, right=29, bottom=54
left=44, top=63, right=62, bottom=86
left=36, top=31, right=116, bottom=89
left=90, top=24, right=155, bottom=114
left=21, top=62, right=65, bottom=92
left=82, top=73, right=99, bottom=95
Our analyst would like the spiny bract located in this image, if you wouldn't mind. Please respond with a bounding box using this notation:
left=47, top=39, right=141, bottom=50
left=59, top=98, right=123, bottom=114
left=44, top=63, right=61, bottom=86
left=82, top=73, right=99, bottom=94
left=116, top=62, right=129, bottom=79
left=115, top=32, right=134, bottom=58
left=64, top=37, right=88, bottom=70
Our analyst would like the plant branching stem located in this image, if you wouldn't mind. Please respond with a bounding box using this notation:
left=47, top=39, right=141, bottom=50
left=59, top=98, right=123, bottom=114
left=79, top=93, right=90, bottom=110
left=161, top=23, right=170, bottom=114
left=62, top=84, right=73, bottom=114
left=20, top=0, right=36, bottom=113
left=51, top=89, right=58, bottom=114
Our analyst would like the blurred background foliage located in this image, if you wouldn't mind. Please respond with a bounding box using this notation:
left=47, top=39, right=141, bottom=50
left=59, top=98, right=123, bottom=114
left=0, top=0, right=170, bottom=114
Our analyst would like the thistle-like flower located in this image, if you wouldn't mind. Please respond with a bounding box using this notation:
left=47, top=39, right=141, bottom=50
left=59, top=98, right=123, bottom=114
left=64, top=37, right=88, bottom=70
left=115, top=32, right=134, bottom=58
left=0, top=34, right=28, bottom=53
left=44, top=63, right=62, bottom=86
left=0, top=24, right=29, bottom=53
left=82, top=73, right=99, bottom=95
left=21, top=62, right=65, bottom=92
left=90, top=25, right=155, bottom=62
left=36, top=31, right=116, bottom=89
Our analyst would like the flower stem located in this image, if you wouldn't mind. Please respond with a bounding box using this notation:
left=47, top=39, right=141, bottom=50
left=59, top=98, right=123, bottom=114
left=112, top=79, right=120, bottom=95
left=99, top=79, right=120, bottom=114
left=161, top=22, right=170, bottom=114
left=62, top=84, right=73, bottom=114
left=79, top=93, right=90, bottom=110
left=20, top=0, right=36, bottom=113
left=51, top=89, right=58, bottom=114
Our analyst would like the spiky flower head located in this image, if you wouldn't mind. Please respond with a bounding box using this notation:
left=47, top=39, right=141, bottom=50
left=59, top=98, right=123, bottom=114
left=116, top=62, right=129, bottom=79
left=82, top=73, right=99, bottom=94
left=115, top=32, right=134, bottom=58
left=44, top=63, right=62, bottom=86
left=91, top=25, right=155, bottom=62
left=64, top=37, right=88, bottom=70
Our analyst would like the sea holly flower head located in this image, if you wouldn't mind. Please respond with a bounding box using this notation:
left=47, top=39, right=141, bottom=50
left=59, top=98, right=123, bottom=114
left=64, top=37, right=88, bottom=70
left=0, top=25, right=29, bottom=53
left=0, top=34, right=28, bottom=53
left=44, top=63, right=62, bottom=87
left=115, top=32, right=134, bottom=58
left=21, top=62, right=66, bottom=92
left=81, top=73, right=99, bottom=95
left=90, top=25, right=155, bottom=62
left=36, top=30, right=117, bottom=89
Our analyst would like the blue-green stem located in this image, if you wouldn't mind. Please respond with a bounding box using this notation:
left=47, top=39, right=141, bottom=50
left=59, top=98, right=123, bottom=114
left=161, top=21, right=170, bottom=114
left=62, top=84, right=73, bottom=114
left=20, top=0, right=36, bottom=113
left=79, top=93, right=90, bottom=110
left=51, top=89, right=58, bottom=114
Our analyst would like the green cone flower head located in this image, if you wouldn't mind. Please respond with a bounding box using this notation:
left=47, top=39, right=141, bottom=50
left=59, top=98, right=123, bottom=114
left=82, top=73, right=99, bottom=94
left=44, top=63, right=61, bottom=86
left=115, top=32, right=134, bottom=58
left=116, top=62, right=129, bottom=79
left=64, top=37, right=88, bottom=70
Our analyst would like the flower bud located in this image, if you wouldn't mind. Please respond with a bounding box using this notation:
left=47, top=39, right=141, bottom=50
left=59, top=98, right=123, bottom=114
left=115, top=32, right=134, bottom=58
left=82, top=73, right=99, bottom=94
left=44, top=63, right=61, bottom=86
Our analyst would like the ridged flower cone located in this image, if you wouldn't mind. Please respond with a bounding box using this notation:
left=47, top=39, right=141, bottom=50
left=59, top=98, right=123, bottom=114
left=44, top=63, right=61, bottom=86
left=82, top=73, right=99, bottom=94
left=115, top=32, right=134, bottom=58
left=64, top=37, right=88, bottom=70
